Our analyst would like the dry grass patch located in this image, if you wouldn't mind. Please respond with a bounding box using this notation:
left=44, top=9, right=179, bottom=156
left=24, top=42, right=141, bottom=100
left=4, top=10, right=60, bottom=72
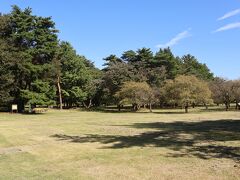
left=0, top=109, right=239, bottom=179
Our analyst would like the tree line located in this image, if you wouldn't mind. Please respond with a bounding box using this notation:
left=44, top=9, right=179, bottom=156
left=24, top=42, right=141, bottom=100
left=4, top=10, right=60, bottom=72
left=0, top=6, right=239, bottom=113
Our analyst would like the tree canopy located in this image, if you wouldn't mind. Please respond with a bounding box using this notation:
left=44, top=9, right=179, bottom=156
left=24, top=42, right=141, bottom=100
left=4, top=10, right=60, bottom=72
left=0, top=6, right=100, bottom=111
left=115, top=81, right=155, bottom=112
left=0, top=5, right=239, bottom=113
left=161, top=75, right=213, bottom=113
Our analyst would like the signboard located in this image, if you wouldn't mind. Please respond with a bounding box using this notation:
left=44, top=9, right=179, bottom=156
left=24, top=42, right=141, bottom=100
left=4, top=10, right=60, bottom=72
left=12, top=104, right=18, bottom=112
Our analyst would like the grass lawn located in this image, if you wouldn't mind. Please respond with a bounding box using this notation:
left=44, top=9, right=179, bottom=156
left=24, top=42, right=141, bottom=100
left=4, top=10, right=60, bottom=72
left=0, top=108, right=239, bottom=179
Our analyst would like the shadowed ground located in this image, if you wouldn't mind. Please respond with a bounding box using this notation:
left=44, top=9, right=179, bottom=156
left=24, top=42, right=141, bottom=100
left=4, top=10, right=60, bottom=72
left=52, top=119, right=240, bottom=161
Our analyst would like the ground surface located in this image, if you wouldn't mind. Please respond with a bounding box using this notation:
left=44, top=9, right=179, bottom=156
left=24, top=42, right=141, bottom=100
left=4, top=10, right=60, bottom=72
left=0, top=108, right=239, bottom=180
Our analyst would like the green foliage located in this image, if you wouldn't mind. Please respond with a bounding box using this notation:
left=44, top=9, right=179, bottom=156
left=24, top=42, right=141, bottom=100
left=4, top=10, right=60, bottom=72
left=154, top=48, right=180, bottom=79
left=58, top=42, right=101, bottom=107
left=0, top=66, right=14, bottom=105
left=101, top=60, right=138, bottom=104
left=1, top=5, right=235, bottom=113
left=0, top=6, right=101, bottom=110
left=162, top=75, right=213, bottom=112
left=103, top=54, right=122, bottom=67
left=180, top=54, right=214, bottom=80
left=115, top=81, right=155, bottom=111
left=100, top=47, right=215, bottom=107
left=21, top=80, right=56, bottom=105
left=0, top=6, right=59, bottom=111
left=0, top=15, right=16, bottom=106
left=121, top=50, right=137, bottom=62
left=69, top=87, right=87, bottom=103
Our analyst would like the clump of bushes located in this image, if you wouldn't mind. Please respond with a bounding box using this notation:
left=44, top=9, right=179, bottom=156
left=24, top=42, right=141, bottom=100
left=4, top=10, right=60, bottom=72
left=32, top=108, right=48, bottom=114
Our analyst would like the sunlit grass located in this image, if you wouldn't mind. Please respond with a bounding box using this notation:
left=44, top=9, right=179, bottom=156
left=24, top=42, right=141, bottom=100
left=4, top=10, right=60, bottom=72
left=0, top=108, right=239, bottom=179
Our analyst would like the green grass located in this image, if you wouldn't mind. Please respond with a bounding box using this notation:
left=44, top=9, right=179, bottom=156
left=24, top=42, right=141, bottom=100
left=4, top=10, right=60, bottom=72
left=0, top=108, right=239, bottom=179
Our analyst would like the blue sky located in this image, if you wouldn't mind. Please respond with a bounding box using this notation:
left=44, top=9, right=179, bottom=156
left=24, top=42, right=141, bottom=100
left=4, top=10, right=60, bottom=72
left=1, top=0, right=240, bottom=79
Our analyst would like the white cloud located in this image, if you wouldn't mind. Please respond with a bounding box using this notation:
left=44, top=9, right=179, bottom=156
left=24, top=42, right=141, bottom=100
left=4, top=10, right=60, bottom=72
left=214, top=22, right=240, bottom=32
left=156, top=29, right=192, bottom=48
left=218, top=9, right=240, bottom=21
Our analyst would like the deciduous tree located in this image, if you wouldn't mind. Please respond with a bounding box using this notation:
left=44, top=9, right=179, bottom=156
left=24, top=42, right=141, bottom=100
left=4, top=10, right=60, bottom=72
left=162, top=75, right=212, bottom=113
left=115, top=82, right=155, bottom=112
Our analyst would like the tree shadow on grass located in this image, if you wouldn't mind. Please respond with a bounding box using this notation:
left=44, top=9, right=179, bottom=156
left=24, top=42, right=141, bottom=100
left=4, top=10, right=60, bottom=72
left=51, top=119, right=240, bottom=161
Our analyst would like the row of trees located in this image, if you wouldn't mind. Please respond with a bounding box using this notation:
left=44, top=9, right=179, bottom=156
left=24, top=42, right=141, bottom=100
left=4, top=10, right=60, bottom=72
left=115, top=76, right=240, bottom=113
left=100, top=47, right=214, bottom=107
left=0, top=6, right=239, bottom=113
left=210, top=78, right=240, bottom=111
left=115, top=75, right=213, bottom=113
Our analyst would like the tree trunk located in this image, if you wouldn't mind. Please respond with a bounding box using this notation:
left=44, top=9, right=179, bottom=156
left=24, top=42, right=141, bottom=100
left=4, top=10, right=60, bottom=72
left=88, top=99, right=92, bottom=108
left=235, top=102, right=239, bottom=110
left=185, top=102, right=189, bottom=113
left=66, top=101, right=69, bottom=109
left=28, top=103, right=32, bottom=113
left=192, top=103, right=195, bottom=108
left=137, top=105, right=141, bottom=111
left=225, top=103, right=229, bottom=111
left=149, top=103, right=152, bottom=112
left=57, top=76, right=63, bottom=110
left=83, top=99, right=92, bottom=109
left=83, top=102, right=87, bottom=108
left=17, top=100, right=25, bottom=113
left=132, top=104, right=137, bottom=111
left=205, top=104, right=208, bottom=110
left=236, top=102, right=240, bottom=110
left=118, top=104, right=121, bottom=112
